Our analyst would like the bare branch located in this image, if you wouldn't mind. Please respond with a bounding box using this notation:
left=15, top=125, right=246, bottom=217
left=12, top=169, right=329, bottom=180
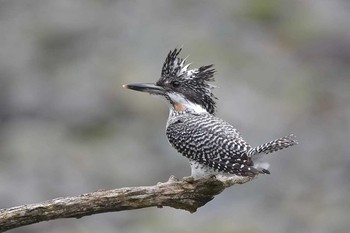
left=0, top=175, right=253, bottom=232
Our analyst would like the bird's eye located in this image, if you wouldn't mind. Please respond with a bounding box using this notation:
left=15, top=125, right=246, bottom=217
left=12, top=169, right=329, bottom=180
left=171, top=81, right=180, bottom=88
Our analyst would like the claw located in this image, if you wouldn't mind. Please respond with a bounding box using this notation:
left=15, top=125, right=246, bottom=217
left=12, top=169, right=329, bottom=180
left=183, top=176, right=195, bottom=183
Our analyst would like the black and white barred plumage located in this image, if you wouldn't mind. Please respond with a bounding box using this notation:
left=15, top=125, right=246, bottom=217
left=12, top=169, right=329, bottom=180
left=123, top=48, right=297, bottom=179
left=166, top=110, right=296, bottom=178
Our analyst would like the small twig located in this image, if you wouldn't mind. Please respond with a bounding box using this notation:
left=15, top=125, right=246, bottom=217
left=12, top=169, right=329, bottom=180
left=0, top=175, right=253, bottom=232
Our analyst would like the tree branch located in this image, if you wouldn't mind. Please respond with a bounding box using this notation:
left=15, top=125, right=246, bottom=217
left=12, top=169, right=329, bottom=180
left=0, top=175, right=253, bottom=232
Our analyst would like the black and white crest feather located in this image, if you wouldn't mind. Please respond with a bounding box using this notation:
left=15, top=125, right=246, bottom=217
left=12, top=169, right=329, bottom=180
left=157, top=48, right=217, bottom=114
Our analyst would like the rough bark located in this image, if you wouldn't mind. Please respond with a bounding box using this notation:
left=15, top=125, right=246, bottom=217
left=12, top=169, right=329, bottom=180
left=0, top=175, right=253, bottom=232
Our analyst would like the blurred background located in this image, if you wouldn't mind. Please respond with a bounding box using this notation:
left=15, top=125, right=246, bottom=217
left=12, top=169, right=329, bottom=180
left=0, top=0, right=349, bottom=232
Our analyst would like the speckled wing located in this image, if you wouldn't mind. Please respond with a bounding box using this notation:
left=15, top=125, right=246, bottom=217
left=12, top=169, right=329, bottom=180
left=166, top=113, right=260, bottom=176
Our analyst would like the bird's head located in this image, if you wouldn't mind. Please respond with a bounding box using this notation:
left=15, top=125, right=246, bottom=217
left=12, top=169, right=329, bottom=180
left=123, top=48, right=217, bottom=115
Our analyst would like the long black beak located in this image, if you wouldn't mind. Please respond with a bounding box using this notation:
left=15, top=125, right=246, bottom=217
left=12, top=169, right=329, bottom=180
left=122, top=83, right=165, bottom=95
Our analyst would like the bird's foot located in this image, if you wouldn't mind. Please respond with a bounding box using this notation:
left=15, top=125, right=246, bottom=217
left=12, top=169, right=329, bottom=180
left=183, top=176, right=195, bottom=183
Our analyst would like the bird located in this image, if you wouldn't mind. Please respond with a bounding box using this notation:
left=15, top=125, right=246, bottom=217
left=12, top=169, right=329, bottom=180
left=123, top=48, right=297, bottom=179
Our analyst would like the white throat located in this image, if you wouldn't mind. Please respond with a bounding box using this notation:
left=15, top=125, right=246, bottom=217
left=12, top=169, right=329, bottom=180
left=167, top=92, right=207, bottom=114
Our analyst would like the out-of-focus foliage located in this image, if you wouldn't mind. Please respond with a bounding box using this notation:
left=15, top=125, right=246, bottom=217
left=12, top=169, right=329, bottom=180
left=0, top=1, right=349, bottom=233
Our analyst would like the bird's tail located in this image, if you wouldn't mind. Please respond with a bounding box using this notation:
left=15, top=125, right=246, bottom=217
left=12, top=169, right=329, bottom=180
left=249, top=134, right=298, bottom=156
left=248, top=134, right=298, bottom=173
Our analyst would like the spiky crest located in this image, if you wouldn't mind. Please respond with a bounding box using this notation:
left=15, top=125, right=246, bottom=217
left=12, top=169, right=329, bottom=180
left=157, top=48, right=217, bottom=114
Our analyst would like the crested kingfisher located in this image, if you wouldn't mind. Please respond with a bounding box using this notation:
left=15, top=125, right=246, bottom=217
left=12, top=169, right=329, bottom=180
left=123, top=48, right=297, bottom=179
